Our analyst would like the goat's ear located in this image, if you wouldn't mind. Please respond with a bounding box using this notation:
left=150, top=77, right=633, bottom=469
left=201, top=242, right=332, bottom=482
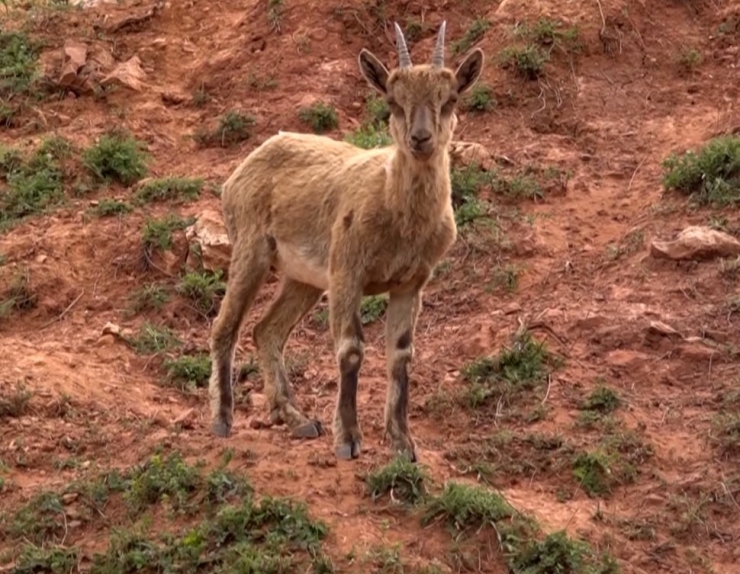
left=358, top=49, right=390, bottom=95
left=454, top=48, right=484, bottom=94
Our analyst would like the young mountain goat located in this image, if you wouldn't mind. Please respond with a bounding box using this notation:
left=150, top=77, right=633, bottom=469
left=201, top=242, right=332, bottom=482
left=208, top=21, right=484, bottom=462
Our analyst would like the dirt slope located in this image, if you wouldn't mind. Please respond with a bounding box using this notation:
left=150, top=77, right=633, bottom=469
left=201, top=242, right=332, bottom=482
left=1, top=0, right=740, bottom=572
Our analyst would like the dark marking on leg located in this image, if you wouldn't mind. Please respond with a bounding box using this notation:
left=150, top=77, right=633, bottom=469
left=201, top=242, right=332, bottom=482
left=391, top=358, right=410, bottom=435
left=351, top=312, right=365, bottom=343
left=211, top=359, right=234, bottom=437
left=339, top=352, right=361, bottom=416
left=396, top=329, right=412, bottom=351
left=335, top=342, right=363, bottom=459
left=343, top=210, right=354, bottom=229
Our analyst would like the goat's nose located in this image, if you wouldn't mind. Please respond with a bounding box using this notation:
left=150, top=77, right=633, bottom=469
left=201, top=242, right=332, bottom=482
left=411, top=130, right=432, bottom=146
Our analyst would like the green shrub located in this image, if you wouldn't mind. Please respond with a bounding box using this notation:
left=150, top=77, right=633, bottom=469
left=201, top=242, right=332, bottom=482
left=662, top=135, right=740, bottom=206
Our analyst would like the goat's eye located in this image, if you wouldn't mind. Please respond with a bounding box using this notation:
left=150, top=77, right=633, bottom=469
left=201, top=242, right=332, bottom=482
left=441, top=95, right=458, bottom=115
left=387, top=99, right=404, bottom=116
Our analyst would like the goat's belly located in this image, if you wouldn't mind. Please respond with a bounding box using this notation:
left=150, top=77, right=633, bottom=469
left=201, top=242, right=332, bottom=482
left=274, top=244, right=329, bottom=291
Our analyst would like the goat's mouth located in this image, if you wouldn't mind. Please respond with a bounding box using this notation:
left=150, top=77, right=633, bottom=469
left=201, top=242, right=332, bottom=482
left=409, top=146, right=434, bottom=161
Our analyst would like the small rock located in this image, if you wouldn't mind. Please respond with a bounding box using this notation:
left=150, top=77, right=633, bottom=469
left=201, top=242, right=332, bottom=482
left=101, top=322, right=122, bottom=336
left=173, top=408, right=196, bottom=429
left=650, top=226, right=740, bottom=261
left=643, top=493, right=665, bottom=506
left=62, top=492, right=79, bottom=504
left=185, top=210, right=232, bottom=274
left=449, top=141, right=494, bottom=170
left=503, top=302, right=522, bottom=315
left=647, top=320, right=682, bottom=339
left=161, top=90, right=187, bottom=105
left=250, top=393, right=267, bottom=410
left=101, top=55, right=147, bottom=92
left=676, top=340, right=718, bottom=361
left=35, top=254, right=47, bottom=264
left=68, top=520, right=83, bottom=529
left=58, top=40, right=92, bottom=95
left=308, top=27, right=328, bottom=41
left=95, top=334, right=117, bottom=346
left=249, top=418, right=273, bottom=430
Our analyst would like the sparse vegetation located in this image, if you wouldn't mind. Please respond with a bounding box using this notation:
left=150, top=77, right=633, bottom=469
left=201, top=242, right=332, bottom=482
left=0, top=381, right=33, bottom=418
left=162, top=354, right=212, bottom=392
left=360, top=294, right=387, bottom=324
left=582, top=385, right=621, bottom=414
left=516, top=18, right=581, bottom=52
left=128, top=284, right=170, bottom=314
left=463, top=84, right=496, bottom=112
left=709, top=414, right=740, bottom=458
left=422, top=481, right=618, bottom=572
left=662, top=135, right=740, bottom=206
left=499, top=44, right=549, bottom=79
left=461, top=331, right=552, bottom=410
left=452, top=18, right=491, bottom=54
left=176, top=270, right=226, bottom=316
left=299, top=101, right=339, bottom=134
left=92, top=198, right=133, bottom=217
left=365, top=457, right=428, bottom=505
left=129, top=322, right=182, bottom=355
left=573, top=430, right=653, bottom=498
left=0, top=142, right=66, bottom=228
left=450, top=163, right=492, bottom=227
left=344, top=122, right=392, bottom=149
left=142, top=214, right=194, bottom=253
left=0, top=266, right=36, bottom=318
left=346, top=93, right=392, bottom=149
left=267, top=0, right=284, bottom=32
left=678, top=46, right=703, bottom=73
left=12, top=544, right=80, bottom=574
left=2, top=452, right=330, bottom=572
left=195, top=111, right=256, bottom=147
left=135, top=177, right=203, bottom=204
left=82, top=131, right=149, bottom=186
left=0, top=30, right=40, bottom=97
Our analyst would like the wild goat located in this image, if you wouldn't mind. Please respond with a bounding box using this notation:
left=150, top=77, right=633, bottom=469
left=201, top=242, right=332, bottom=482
left=208, top=21, right=484, bottom=462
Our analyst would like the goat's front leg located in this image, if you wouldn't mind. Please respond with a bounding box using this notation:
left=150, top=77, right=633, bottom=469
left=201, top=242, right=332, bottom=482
left=384, top=279, right=427, bottom=462
left=328, top=272, right=365, bottom=460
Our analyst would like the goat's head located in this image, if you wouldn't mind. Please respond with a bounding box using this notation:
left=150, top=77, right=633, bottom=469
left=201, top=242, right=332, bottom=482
left=358, top=21, right=484, bottom=162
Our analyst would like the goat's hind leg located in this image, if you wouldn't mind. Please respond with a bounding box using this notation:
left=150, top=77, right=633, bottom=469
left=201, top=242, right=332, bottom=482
left=253, top=278, right=325, bottom=439
left=383, top=283, right=425, bottom=462
left=208, top=236, right=273, bottom=438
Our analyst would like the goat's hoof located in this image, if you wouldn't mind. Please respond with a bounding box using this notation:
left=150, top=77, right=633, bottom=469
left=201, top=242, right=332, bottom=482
left=399, top=447, right=418, bottom=463
left=211, top=419, right=232, bottom=438
left=291, top=419, right=325, bottom=439
left=389, top=438, right=417, bottom=463
left=335, top=439, right=362, bottom=460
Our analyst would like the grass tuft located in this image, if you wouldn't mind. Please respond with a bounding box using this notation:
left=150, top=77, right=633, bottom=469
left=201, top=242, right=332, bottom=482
left=176, top=270, right=226, bottom=316
left=135, top=177, right=203, bottom=204
left=82, top=131, right=149, bottom=186
left=162, top=354, right=212, bottom=392
left=92, top=198, right=133, bottom=217
left=452, top=18, right=491, bottom=54
left=461, top=332, right=551, bottom=410
left=0, top=30, right=40, bottom=97
left=299, top=102, right=339, bottom=134
left=662, top=135, right=740, bottom=206
left=365, top=457, right=428, bottom=505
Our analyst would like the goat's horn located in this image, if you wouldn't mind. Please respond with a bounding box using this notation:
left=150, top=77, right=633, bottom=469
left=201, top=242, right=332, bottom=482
left=431, top=20, right=446, bottom=68
left=394, top=22, right=412, bottom=69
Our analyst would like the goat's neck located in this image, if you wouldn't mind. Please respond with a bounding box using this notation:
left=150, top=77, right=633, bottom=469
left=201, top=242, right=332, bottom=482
left=385, top=147, right=451, bottom=221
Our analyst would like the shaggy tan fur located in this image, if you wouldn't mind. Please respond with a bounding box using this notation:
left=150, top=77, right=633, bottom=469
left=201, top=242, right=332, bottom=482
left=208, top=21, right=484, bottom=461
